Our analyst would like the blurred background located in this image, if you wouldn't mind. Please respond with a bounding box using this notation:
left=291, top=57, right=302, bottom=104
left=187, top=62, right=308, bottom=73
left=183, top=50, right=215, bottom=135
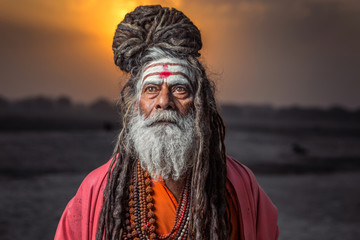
left=0, top=0, right=359, bottom=239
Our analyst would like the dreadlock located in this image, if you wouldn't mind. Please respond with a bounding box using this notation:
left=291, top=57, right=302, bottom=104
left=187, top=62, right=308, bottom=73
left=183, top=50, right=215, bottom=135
left=96, top=5, right=230, bottom=240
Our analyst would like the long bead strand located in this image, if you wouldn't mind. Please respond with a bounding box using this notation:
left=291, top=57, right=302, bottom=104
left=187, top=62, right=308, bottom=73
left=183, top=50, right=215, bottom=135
left=125, top=160, right=191, bottom=240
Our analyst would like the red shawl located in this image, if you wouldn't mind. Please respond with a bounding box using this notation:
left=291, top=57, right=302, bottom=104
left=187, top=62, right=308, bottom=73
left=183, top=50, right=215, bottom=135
left=55, top=156, right=278, bottom=240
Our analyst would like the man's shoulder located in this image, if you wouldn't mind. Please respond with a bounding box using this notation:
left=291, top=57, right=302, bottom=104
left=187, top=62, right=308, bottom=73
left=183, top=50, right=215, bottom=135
left=226, top=155, right=279, bottom=239
left=55, top=160, right=112, bottom=239
left=226, top=155, right=264, bottom=198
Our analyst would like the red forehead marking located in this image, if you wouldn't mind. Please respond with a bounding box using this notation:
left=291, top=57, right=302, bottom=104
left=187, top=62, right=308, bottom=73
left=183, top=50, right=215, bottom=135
left=159, top=71, right=172, bottom=78
left=159, top=64, right=171, bottom=79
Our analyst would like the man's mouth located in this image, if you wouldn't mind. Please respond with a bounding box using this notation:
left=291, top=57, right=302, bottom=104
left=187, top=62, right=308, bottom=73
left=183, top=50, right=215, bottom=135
left=157, top=120, right=175, bottom=124
left=149, top=120, right=177, bottom=126
left=156, top=121, right=170, bottom=124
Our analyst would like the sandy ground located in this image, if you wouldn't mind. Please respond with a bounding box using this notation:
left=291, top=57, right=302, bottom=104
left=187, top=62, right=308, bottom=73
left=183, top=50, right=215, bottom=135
left=0, top=130, right=359, bottom=240
left=257, top=173, right=360, bottom=240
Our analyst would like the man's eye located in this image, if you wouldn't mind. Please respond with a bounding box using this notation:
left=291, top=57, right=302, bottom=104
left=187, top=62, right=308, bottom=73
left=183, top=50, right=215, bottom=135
left=174, top=86, right=186, bottom=93
left=145, top=86, right=157, bottom=93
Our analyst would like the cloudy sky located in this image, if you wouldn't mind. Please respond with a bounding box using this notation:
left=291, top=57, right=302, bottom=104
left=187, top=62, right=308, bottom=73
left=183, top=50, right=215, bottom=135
left=0, top=0, right=359, bottom=108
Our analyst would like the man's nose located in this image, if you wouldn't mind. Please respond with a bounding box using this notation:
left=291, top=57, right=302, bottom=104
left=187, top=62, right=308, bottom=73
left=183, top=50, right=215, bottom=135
left=155, top=87, right=175, bottom=110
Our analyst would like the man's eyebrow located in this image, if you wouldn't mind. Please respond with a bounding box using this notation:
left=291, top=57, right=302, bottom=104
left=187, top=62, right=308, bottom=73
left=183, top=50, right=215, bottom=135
left=142, top=72, right=191, bottom=83
left=168, top=80, right=191, bottom=87
left=142, top=79, right=191, bottom=87
left=142, top=79, right=163, bottom=86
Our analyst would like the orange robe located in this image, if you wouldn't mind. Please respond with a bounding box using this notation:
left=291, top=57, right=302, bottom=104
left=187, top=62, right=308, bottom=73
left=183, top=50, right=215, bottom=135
left=152, top=178, right=239, bottom=239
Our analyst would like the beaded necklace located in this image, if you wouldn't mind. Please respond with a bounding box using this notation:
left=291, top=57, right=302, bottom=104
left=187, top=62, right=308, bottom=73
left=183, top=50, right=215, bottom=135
left=123, top=161, right=190, bottom=240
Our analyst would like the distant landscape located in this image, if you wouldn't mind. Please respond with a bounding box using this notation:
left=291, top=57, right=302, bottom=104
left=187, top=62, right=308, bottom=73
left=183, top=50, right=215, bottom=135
left=0, top=95, right=359, bottom=240
left=0, top=96, right=119, bottom=131
left=1, top=95, right=360, bottom=133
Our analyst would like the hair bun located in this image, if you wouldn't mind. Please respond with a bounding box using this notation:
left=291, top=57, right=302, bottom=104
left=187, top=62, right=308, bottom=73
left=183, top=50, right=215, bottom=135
left=112, top=5, right=202, bottom=74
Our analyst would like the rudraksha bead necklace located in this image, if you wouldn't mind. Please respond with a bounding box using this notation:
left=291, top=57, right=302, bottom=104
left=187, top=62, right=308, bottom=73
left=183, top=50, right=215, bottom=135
left=123, top=161, right=191, bottom=240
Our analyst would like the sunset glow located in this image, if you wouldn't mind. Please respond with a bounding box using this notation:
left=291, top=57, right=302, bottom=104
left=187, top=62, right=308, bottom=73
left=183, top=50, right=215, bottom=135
left=0, top=0, right=359, bottom=108
left=0, top=0, right=183, bottom=48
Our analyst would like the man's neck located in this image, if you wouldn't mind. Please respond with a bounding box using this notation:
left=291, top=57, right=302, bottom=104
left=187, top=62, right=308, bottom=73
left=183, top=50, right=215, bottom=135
left=164, top=176, right=187, bottom=203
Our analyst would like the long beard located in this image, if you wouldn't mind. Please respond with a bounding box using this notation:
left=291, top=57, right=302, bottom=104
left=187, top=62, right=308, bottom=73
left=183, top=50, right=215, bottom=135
left=128, top=110, right=195, bottom=180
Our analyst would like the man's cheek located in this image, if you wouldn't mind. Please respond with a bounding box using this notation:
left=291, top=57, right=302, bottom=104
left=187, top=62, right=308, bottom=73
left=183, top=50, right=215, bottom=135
left=139, top=100, right=152, bottom=118
left=181, top=99, right=194, bottom=115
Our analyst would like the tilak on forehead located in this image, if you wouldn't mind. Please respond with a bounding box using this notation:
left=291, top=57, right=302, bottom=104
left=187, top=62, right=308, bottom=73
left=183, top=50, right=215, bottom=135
left=137, top=58, right=194, bottom=92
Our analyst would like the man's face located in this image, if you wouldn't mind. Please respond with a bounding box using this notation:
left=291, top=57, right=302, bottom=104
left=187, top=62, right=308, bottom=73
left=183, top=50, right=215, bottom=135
left=138, top=59, right=194, bottom=119
left=128, top=58, right=196, bottom=180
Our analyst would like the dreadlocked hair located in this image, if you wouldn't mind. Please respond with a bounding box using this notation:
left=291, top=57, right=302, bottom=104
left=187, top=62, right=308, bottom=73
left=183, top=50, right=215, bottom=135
left=96, top=5, right=231, bottom=240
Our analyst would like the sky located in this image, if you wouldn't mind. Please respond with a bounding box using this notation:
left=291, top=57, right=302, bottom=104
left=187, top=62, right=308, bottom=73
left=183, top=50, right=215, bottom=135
left=0, top=0, right=359, bottom=108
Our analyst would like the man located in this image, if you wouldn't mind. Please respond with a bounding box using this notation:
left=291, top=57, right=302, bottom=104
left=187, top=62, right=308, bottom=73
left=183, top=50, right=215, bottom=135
left=55, top=5, right=278, bottom=240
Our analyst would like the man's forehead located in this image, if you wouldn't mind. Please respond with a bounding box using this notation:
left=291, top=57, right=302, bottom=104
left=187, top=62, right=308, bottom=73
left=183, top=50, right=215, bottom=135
left=143, top=58, right=189, bottom=72
left=137, top=58, right=193, bottom=90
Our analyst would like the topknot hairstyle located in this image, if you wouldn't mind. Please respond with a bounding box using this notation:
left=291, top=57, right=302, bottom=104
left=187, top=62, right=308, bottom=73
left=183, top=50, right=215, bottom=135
left=112, top=5, right=202, bottom=75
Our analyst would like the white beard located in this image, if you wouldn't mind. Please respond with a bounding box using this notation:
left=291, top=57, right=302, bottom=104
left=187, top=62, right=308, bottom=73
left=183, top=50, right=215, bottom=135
left=128, top=110, right=195, bottom=180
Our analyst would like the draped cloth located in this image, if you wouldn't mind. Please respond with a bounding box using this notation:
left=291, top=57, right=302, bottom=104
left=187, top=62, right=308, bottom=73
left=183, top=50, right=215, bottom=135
left=54, top=156, right=279, bottom=240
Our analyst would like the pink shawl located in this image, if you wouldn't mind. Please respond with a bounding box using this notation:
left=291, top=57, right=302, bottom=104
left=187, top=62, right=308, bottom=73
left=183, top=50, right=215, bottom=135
left=55, top=156, right=278, bottom=240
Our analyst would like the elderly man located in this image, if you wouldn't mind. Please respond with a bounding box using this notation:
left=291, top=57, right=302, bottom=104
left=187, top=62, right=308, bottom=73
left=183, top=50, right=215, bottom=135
left=55, top=5, right=278, bottom=240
